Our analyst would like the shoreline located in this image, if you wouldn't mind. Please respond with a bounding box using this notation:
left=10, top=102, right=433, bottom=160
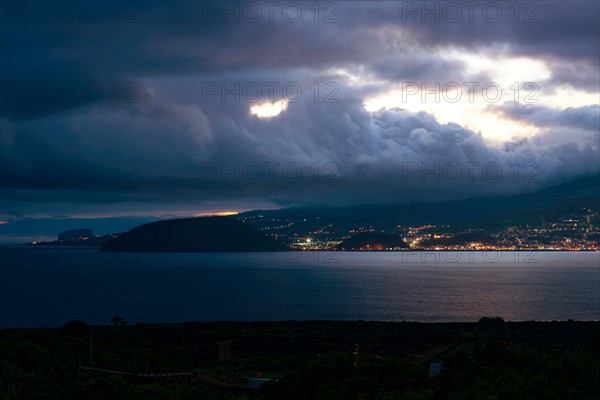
left=2, top=244, right=598, bottom=252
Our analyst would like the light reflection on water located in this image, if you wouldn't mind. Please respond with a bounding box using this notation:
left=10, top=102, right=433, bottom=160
left=0, top=247, right=598, bottom=327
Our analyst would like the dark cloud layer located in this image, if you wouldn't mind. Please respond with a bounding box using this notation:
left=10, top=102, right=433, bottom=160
left=497, top=104, right=600, bottom=131
left=2, top=1, right=599, bottom=119
left=1, top=0, right=599, bottom=232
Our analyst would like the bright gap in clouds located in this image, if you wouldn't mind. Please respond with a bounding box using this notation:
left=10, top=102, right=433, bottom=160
left=195, top=211, right=239, bottom=217
left=363, top=87, right=539, bottom=141
left=455, top=52, right=551, bottom=85
left=362, top=52, right=560, bottom=142
left=250, top=99, right=288, bottom=118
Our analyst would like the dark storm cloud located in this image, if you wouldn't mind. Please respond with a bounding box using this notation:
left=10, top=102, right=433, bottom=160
left=358, top=1, right=600, bottom=65
left=338, top=1, right=600, bottom=94
left=496, top=104, right=600, bottom=131
left=2, top=89, right=598, bottom=210
left=546, top=61, right=600, bottom=93
left=1, top=1, right=597, bottom=118
left=366, top=56, right=493, bottom=87
left=0, top=0, right=599, bottom=221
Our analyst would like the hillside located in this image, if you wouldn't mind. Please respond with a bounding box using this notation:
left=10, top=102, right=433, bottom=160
left=101, top=216, right=287, bottom=252
left=240, top=175, right=600, bottom=234
left=335, top=232, right=409, bottom=250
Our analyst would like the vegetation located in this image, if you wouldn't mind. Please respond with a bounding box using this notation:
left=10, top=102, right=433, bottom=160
left=0, top=320, right=598, bottom=399
left=335, top=232, right=409, bottom=250
left=110, top=316, right=128, bottom=327
left=259, top=341, right=600, bottom=400
left=478, top=316, right=505, bottom=325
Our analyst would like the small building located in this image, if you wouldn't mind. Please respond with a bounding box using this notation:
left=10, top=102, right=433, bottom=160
left=235, top=377, right=273, bottom=390
left=248, top=377, right=273, bottom=390
left=429, top=361, right=444, bottom=378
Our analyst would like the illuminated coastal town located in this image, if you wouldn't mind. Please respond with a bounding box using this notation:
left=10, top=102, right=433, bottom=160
left=240, top=208, right=600, bottom=251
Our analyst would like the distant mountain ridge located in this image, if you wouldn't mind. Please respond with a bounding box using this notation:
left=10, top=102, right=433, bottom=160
left=58, top=229, right=92, bottom=242
left=239, top=175, right=600, bottom=234
left=35, top=174, right=599, bottom=251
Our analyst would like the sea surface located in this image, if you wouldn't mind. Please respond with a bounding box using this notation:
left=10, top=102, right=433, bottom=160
left=0, top=247, right=598, bottom=328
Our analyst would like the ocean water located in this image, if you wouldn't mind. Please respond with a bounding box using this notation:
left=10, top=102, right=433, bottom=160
left=0, top=247, right=598, bottom=327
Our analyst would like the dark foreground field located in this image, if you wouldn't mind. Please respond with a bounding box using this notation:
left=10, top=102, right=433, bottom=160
left=1, top=319, right=598, bottom=400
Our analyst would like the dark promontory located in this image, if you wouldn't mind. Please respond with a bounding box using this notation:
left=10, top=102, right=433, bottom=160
left=335, top=232, right=409, bottom=250
left=101, top=216, right=287, bottom=252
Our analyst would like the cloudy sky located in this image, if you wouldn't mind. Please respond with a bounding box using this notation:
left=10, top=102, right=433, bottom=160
left=0, top=0, right=599, bottom=241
